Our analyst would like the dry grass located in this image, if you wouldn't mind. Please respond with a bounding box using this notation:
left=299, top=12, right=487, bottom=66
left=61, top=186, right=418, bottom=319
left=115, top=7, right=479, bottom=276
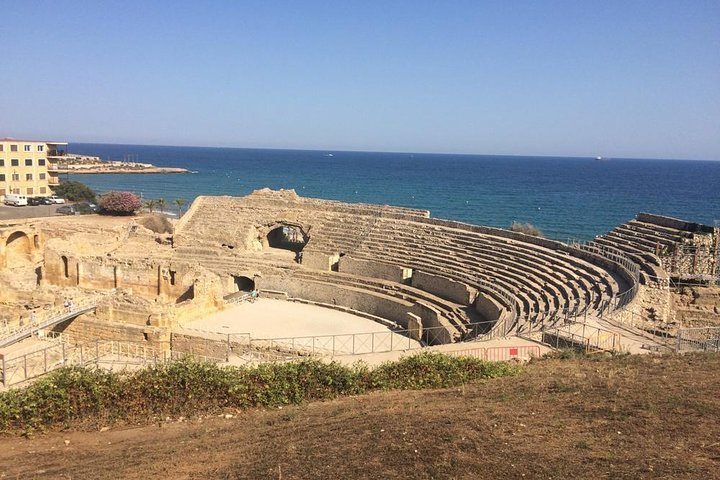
left=510, top=221, right=544, bottom=237
left=1, top=353, right=719, bottom=479
left=138, top=213, right=174, bottom=234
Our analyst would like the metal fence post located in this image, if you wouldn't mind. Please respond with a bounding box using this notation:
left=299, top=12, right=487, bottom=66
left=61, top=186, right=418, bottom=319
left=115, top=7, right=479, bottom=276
left=23, top=354, right=28, bottom=381
left=1, top=355, right=6, bottom=388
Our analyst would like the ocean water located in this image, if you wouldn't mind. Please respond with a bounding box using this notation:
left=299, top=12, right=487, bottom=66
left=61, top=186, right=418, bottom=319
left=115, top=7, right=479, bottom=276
left=66, top=143, right=720, bottom=241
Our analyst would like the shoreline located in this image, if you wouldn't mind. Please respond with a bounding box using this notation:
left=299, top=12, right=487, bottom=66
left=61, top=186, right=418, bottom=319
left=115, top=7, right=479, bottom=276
left=59, top=167, right=189, bottom=174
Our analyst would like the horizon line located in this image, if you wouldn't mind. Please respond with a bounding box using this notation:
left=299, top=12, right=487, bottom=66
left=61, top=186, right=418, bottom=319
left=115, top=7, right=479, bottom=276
left=65, top=140, right=720, bottom=163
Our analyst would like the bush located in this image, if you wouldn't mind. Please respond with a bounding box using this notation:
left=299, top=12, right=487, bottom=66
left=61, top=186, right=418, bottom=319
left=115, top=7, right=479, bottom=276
left=98, top=191, right=142, bottom=215
left=138, top=214, right=174, bottom=234
left=52, top=181, right=96, bottom=202
left=0, top=353, right=519, bottom=433
left=510, top=221, right=544, bottom=237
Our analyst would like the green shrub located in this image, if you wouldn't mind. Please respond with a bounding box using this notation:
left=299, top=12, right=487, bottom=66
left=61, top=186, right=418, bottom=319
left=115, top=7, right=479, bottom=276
left=0, top=354, right=519, bottom=433
left=52, top=181, right=96, bottom=202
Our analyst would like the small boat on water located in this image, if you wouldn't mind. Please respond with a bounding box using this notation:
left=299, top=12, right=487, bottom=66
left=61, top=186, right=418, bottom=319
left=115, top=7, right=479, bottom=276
left=595, top=156, right=604, bottom=161
left=324, top=153, right=334, bottom=157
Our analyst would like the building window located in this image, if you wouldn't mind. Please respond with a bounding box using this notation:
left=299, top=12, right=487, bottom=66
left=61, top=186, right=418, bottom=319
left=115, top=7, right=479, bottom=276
left=10, top=145, right=18, bottom=152
left=0, top=189, right=5, bottom=196
left=11, top=174, right=20, bottom=181
left=0, top=174, right=5, bottom=181
left=39, top=173, right=46, bottom=180
left=40, top=187, right=46, bottom=193
left=25, top=159, right=33, bottom=166
left=24, top=145, right=31, bottom=152
left=0, top=145, right=3, bottom=151
left=27, top=187, right=33, bottom=194
left=11, top=159, right=19, bottom=166
left=37, top=145, right=44, bottom=152
left=38, top=159, right=46, bottom=166
left=26, top=173, right=33, bottom=181
left=12, top=188, right=20, bottom=194
left=0, top=159, right=4, bottom=166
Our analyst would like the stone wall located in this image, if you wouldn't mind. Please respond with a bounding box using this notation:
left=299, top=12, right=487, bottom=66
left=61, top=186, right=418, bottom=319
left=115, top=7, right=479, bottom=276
left=53, top=314, right=168, bottom=348
left=338, top=256, right=412, bottom=283
left=411, top=271, right=477, bottom=305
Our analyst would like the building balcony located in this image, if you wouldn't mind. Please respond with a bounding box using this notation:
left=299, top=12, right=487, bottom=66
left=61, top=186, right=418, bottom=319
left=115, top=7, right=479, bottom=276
left=48, top=175, right=60, bottom=186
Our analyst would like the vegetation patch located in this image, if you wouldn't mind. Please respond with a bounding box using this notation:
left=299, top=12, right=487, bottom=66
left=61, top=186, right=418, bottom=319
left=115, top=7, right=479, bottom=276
left=98, top=191, right=142, bottom=215
left=0, top=353, right=519, bottom=433
left=509, top=221, right=544, bottom=237
left=52, top=180, right=97, bottom=202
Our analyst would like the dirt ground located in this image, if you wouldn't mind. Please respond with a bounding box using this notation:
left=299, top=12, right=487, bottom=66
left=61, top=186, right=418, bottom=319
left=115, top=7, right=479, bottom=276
left=184, top=299, right=421, bottom=346
left=1, top=353, right=718, bottom=479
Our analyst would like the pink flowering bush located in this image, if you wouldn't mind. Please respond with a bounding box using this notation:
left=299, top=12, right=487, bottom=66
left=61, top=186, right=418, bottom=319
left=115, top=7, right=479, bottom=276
left=98, top=191, right=142, bottom=215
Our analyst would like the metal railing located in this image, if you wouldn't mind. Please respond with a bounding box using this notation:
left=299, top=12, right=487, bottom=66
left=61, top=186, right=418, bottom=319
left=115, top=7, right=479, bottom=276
left=0, top=299, right=97, bottom=349
left=0, top=338, right=167, bottom=388
left=540, top=323, right=622, bottom=353
left=675, top=326, right=720, bottom=353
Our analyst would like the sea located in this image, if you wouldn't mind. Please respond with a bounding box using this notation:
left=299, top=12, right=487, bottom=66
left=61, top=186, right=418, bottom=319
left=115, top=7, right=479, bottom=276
left=66, top=143, right=720, bottom=242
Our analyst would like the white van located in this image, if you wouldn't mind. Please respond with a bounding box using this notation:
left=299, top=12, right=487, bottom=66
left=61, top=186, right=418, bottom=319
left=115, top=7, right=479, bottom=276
left=4, top=194, right=28, bottom=206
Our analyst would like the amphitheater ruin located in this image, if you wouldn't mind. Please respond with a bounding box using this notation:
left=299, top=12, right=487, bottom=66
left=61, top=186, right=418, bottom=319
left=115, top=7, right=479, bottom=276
left=1, top=188, right=718, bottom=387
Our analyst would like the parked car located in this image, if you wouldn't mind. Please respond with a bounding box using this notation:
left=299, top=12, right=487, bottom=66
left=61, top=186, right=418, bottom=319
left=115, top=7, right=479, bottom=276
left=56, top=205, right=75, bottom=215
left=4, top=194, right=28, bottom=206
left=48, top=196, right=66, bottom=204
left=74, top=202, right=99, bottom=214
left=28, top=197, right=44, bottom=206
left=56, top=202, right=98, bottom=216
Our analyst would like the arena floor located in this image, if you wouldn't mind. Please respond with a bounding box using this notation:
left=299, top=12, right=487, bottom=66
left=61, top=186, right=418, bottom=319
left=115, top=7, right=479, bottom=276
left=182, top=298, right=421, bottom=344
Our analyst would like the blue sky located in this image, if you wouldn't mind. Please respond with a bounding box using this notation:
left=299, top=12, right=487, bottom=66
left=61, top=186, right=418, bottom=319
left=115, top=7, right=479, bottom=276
left=1, top=0, right=718, bottom=159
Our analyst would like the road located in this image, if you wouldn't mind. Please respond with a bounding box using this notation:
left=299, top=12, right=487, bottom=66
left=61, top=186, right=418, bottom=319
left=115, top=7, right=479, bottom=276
left=0, top=204, right=63, bottom=221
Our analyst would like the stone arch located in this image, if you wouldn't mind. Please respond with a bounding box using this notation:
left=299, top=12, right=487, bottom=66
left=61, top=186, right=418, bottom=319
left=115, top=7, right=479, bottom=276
left=5, top=231, right=32, bottom=268
left=233, top=275, right=255, bottom=292
left=265, top=223, right=309, bottom=253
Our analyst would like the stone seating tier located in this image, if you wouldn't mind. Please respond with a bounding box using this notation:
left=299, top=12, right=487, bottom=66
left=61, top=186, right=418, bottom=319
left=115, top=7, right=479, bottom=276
left=172, top=191, right=640, bottom=332
left=169, top=251, right=477, bottom=338
left=351, top=218, right=621, bottom=309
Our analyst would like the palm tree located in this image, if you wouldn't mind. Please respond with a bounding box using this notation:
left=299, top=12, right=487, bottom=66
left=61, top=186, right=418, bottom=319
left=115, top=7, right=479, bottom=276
left=174, top=198, right=187, bottom=214
left=156, top=197, right=166, bottom=213
left=143, top=199, right=156, bottom=213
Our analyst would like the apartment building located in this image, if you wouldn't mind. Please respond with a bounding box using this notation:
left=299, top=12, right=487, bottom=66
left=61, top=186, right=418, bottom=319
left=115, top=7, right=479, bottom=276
left=0, top=138, right=66, bottom=201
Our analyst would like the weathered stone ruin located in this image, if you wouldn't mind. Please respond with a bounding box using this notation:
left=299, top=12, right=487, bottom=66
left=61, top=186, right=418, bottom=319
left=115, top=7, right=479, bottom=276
left=0, top=189, right=718, bottom=363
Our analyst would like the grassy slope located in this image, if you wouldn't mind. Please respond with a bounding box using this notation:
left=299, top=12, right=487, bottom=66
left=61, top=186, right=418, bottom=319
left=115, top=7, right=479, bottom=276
left=0, top=353, right=719, bottom=479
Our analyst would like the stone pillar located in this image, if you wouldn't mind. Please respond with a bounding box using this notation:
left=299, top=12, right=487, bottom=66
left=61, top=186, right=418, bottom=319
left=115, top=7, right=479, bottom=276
left=407, top=312, right=423, bottom=341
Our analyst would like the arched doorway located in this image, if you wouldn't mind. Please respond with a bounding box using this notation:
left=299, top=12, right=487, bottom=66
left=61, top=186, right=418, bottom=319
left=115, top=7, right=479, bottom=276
left=266, top=225, right=308, bottom=253
left=5, top=231, right=32, bottom=268
left=234, top=275, right=255, bottom=292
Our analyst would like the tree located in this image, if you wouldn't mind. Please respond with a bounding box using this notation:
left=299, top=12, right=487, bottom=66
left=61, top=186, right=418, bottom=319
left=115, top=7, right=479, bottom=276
left=143, top=199, right=157, bottom=213
left=156, top=197, right=166, bottom=213
left=52, top=180, right=96, bottom=202
left=98, top=191, right=142, bottom=216
left=174, top=198, right=187, bottom=213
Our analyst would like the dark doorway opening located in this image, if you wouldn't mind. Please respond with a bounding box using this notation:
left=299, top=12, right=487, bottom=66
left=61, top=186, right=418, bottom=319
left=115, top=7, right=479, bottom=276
left=266, top=225, right=308, bottom=253
left=234, top=276, right=255, bottom=292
